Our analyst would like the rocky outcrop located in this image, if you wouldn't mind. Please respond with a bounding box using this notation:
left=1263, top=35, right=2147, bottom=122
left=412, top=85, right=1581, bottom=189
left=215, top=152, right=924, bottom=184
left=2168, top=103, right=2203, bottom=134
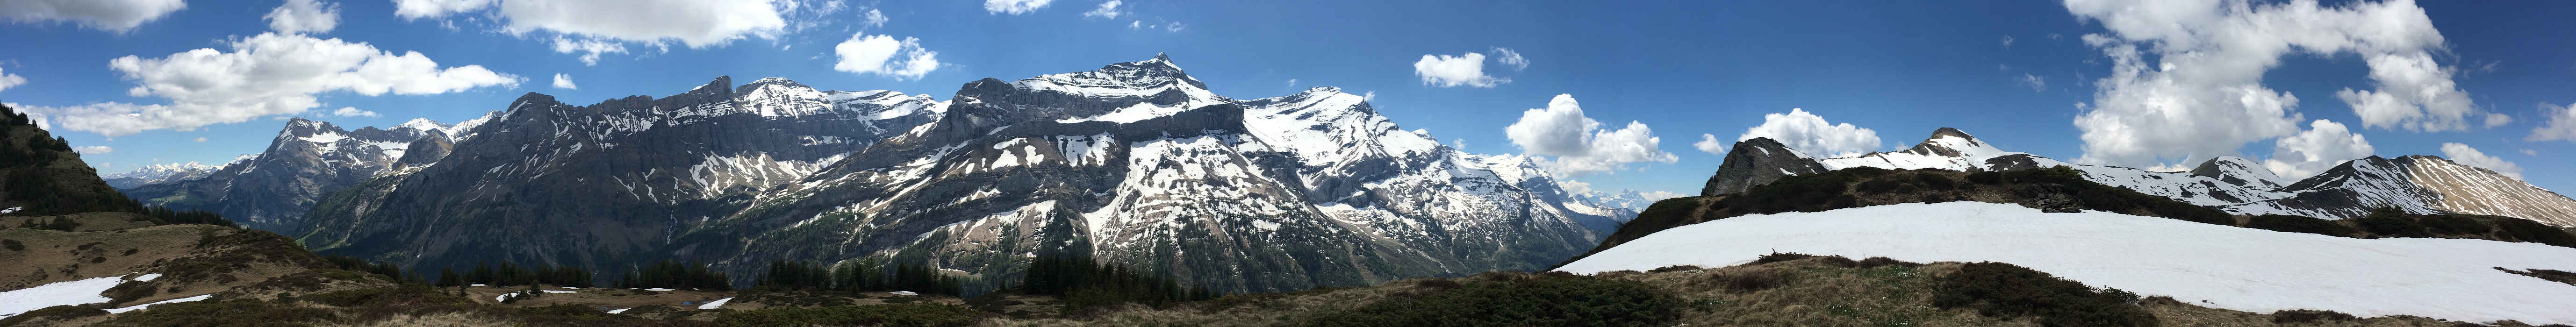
left=1701, top=137, right=1826, bottom=196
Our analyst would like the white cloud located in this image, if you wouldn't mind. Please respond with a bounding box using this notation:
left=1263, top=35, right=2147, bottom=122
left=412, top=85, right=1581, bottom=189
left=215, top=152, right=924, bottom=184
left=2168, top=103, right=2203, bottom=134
left=0, top=0, right=186, bottom=33
left=859, top=7, right=887, bottom=29
left=2260, top=120, right=2375, bottom=179
left=1736, top=108, right=1883, bottom=157
left=14, top=33, right=519, bottom=137
left=2521, top=149, right=2537, bottom=156
left=2063, top=0, right=2482, bottom=169
left=0, top=67, right=25, bottom=92
left=1362, top=91, right=1377, bottom=101
left=392, top=0, right=493, bottom=20
left=2531, top=102, right=2576, bottom=143
left=1127, top=20, right=1140, bottom=29
left=1414, top=52, right=1509, bottom=88
left=1163, top=21, right=1184, bottom=32
left=330, top=107, right=379, bottom=117
left=2018, top=73, right=2045, bottom=92
left=1693, top=134, right=1728, bottom=155
left=1491, top=47, right=1529, bottom=71
left=1083, top=0, right=1122, bottom=19
left=192, top=137, right=206, bottom=142
left=832, top=33, right=940, bottom=80
left=549, top=36, right=628, bottom=66
left=1451, top=138, right=1467, bottom=150
left=1285, top=78, right=1297, bottom=86
left=2001, top=35, right=2016, bottom=47
left=398, top=0, right=789, bottom=64
left=1504, top=94, right=1679, bottom=176
left=1558, top=179, right=1594, bottom=195
left=2440, top=142, right=2522, bottom=179
left=2335, top=52, right=2483, bottom=132
left=985, top=0, right=1051, bottom=15
left=265, top=0, right=340, bottom=34
left=551, top=73, right=577, bottom=89
left=73, top=145, right=112, bottom=155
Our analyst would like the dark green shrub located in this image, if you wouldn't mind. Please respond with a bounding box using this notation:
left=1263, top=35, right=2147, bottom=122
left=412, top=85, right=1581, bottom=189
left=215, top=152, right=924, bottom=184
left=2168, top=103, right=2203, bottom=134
left=2418, top=215, right=2492, bottom=235
left=0, top=305, right=106, bottom=326
left=98, top=299, right=337, bottom=327
left=1647, top=265, right=1701, bottom=273
left=1933, top=262, right=2156, bottom=327
left=1857, top=257, right=1923, bottom=268
left=1414, top=278, right=1463, bottom=290
left=714, top=303, right=983, bottom=327
left=2245, top=215, right=2355, bottom=237
left=1302, top=275, right=1683, bottom=327
left=2270, top=309, right=2357, bottom=323
left=1966, top=171, right=2004, bottom=184
left=1, top=239, right=20, bottom=251
left=2496, top=218, right=2576, bottom=248
left=1713, top=270, right=1786, bottom=293
left=2355, top=214, right=2429, bottom=238
left=1751, top=252, right=1823, bottom=265
left=1857, top=178, right=1904, bottom=194
left=1913, top=172, right=1959, bottom=190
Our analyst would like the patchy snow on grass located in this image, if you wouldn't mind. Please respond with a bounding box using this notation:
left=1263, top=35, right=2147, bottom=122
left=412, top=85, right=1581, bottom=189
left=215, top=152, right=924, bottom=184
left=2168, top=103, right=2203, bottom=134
left=541, top=290, right=575, bottom=294
left=0, top=276, right=123, bottom=319
left=697, top=297, right=733, bottom=309
left=607, top=308, right=631, bottom=314
left=643, top=288, right=675, bottom=291
left=890, top=291, right=918, bottom=296
left=103, top=294, right=211, bottom=314
left=1556, top=202, right=2576, bottom=325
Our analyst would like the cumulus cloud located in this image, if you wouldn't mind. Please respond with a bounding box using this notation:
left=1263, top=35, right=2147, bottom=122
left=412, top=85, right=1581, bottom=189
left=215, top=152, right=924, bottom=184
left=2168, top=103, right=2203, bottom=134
left=985, top=0, right=1051, bottom=14
left=14, top=33, right=519, bottom=137
left=1083, top=0, right=1122, bottom=18
left=1285, top=78, right=1297, bottom=86
left=832, top=33, right=940, bottom=80
left=1736, top=108, right=1883, bottom=157
left=1504, top=94, right=1678, bottom=176
left=2520, top=149, right=2537, bottom=156
left=265, top=0, right=340, bottom=34
left=2063, top=0, right=2483, bottom=168
left=551, top=73, right=577, bottom=89
left=73, top=145, right=112, bottom=155
left=2001, top=35, right=2016, bottom=47
left=1362, top=91, right=1376, bottom=102
left=193, top=137, right=206, bottom=142
left=329, top=107, right=379, bottom=117
left=2439, top=142, right=2522, bottom=179
left=396, top=0, right=789, bottom=64
left=1693, top=134, right=1728, bottom=155
left=0, top=0, right=186, bottom=33
left=2531, top=102, right=2576, bottom=143
left=2019, top=74, right=2045, bottom=92
left=2260, top=120, right=2375, bottom=179
left=1414, top=52, right=1509, bottom=88
left=0, top=67, right=25, bottom=92
left=1491, top=47, right=1529, bottom=71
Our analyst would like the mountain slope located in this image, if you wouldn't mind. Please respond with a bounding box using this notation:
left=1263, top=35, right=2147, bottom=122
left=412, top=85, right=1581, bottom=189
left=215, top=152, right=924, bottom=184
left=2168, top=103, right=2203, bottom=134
left=297, top=55, right=1624, bottom=293
left=1700, top=128, right=2576, bottom=226
left=99, top=162, right=226, bottom=189
left=118, top=118, right=451, bottom=233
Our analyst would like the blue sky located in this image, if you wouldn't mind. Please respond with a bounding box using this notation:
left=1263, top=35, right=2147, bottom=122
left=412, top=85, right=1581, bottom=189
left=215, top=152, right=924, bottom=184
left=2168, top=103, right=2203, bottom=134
left=2, top=0, right=2572, bottom=196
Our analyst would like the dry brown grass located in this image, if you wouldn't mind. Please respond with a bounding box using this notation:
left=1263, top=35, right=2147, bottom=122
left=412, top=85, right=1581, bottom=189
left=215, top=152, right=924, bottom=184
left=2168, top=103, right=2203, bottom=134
left=324, top=311, right=519, bottom=327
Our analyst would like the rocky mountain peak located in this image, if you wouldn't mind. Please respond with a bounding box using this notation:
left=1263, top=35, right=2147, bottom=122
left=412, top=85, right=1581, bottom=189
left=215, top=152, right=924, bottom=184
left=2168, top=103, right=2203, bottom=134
left=2189, top=156, right=2287, bottom=189
left=1702, top=137, right=1829, bottom=196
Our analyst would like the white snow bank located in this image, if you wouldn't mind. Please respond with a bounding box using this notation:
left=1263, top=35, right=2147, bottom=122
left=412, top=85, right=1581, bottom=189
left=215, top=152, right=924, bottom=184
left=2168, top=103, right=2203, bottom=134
left=697, top=297, right=733, bottom=309
left=889, top=291, right=918, bottom=296
left=494, top=293, right=517, bottom=302
left=103, top=294, right=211, bottom=313
left=541, top=290, right=575, bottom=294
left=470, top=284, right=488, bottom=287
left=607, top=308, right=631, bottom=314
left=0, top=276, right=123, bottom=319
left=0, top=207, right=20, bottom=214
left=643, top=288, right=675, bottom=291
left=560, top=286, right=580, bottom=290
left=130, top=274, right=160, bottom=282
left=1555, top=202, right=2576, bottom=325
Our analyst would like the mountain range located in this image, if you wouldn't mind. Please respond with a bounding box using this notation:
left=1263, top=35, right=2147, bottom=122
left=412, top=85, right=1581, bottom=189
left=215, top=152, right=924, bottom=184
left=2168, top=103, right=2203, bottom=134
left=117, top=55, right=1634, bottom=293
left=1703, top=128, right=2576, bottom=227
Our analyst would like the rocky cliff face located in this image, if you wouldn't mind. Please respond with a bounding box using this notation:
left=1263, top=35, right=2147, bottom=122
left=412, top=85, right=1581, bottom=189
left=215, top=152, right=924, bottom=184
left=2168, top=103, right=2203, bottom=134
left=118, top=118, right=451, bottom=233
left=295, top=55, right=1626, bottom=293
left=1701, top=137, right=1827, bottom=196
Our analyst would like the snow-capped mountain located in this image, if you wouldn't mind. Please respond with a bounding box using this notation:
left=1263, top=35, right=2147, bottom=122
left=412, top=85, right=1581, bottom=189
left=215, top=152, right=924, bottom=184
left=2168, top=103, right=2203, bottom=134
left=1701, top=128, right=2576, bottom=226
left=293, top=55, right=1626, bottom=293
left=120, top=118, right=458, bottom=232
left=100, top=161, right=227, bottom=189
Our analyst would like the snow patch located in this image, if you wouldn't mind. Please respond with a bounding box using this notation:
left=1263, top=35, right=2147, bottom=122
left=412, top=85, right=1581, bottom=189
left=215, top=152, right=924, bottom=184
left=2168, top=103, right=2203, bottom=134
left=697, top=297, right=733, bottom=309
left=103, top=294, right=212, bottom=314
left=1557, top=202, right=2576, bottom=325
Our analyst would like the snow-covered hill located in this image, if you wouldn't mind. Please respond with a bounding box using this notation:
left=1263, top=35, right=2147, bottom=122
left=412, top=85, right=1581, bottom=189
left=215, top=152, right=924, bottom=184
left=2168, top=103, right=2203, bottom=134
left=1701, top=128, right=2576, bottom=226
left=99, top=161, right=228, bottom=189
left=1556, top=202, right=2576, bottom=325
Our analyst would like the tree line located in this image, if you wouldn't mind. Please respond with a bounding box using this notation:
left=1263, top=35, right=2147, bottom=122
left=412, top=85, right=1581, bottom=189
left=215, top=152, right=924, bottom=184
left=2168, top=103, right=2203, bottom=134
left=753, top=257, right=969, bottom=295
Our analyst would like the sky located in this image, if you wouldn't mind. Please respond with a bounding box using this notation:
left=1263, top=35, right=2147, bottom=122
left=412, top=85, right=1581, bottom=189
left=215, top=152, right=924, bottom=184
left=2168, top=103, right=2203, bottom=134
left=2, top=0, right=2573, bottom=197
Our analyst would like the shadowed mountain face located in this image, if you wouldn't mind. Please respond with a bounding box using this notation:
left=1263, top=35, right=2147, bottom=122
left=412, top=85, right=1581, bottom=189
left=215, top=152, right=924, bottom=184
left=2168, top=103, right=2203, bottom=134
left=1698, top=128, right=2576, bottom=227
left=118, top=117, right=460, bottom=234
left=292, top=55, right=1629, bottom=293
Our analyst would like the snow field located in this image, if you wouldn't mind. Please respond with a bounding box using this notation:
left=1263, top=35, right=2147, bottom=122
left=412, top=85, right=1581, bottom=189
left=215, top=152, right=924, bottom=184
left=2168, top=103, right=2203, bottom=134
left=1556, top=202, right=2576, bottom=325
